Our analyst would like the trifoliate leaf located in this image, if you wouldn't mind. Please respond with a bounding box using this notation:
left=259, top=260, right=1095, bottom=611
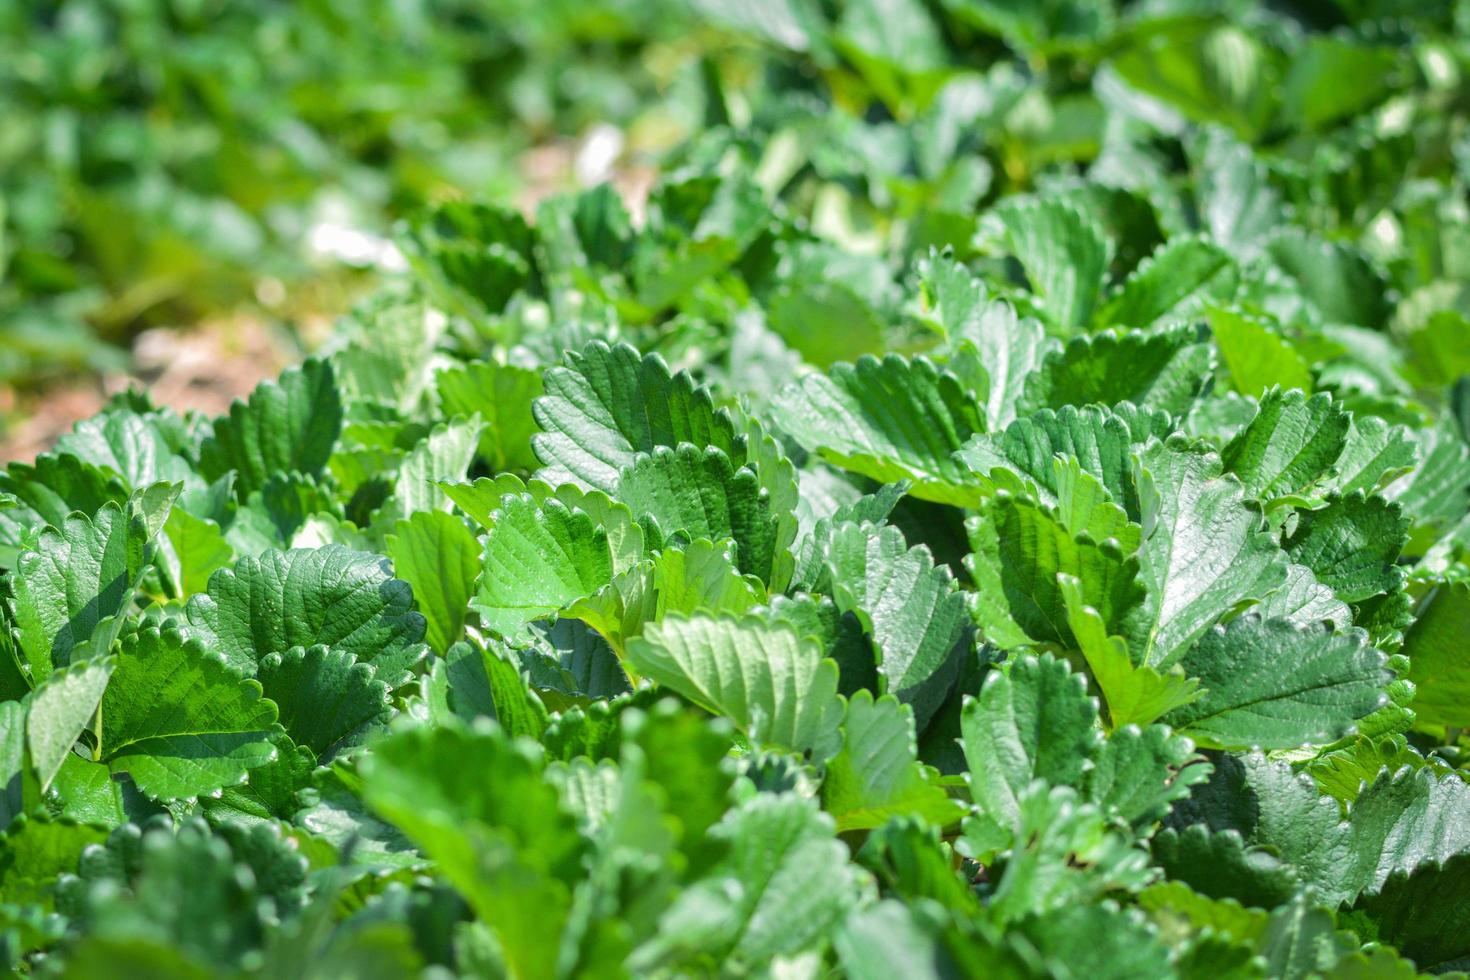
left=955, top=403, right=1169, bottom=520
left=1131, top=440, right=1288, bottom=667
left=0, top=454, right=128, bottom=568
left=626, top=613, right=843, bottom=761
left=186, top=546, right=426, bottom=687
left=821, top=690, right=963, bottom=832
left=1354, top=852, right=1470, bottom=971
left=1084, top=723, right=1208, bottom=830
left=532, top=341, right=744, bottom=494
left=386, top=511, right=480, bottom=654
left=200, top=359, right=343, bottom=499
left=1326, top=416, right=1417, bottom=497
left=771, top=354, right=986, bottom=506
left=382, top=415, right=484, bottom=520
left=1021, top=326, right=1214, bottom=417
left=1165, top=616, right=1389, bottom=750
left=983, top=785, right=1155, bottom=923
left=99, top=625, right=280, bottom=800
left=53, top=410, right=194, bottom=492
left=1252, top=562, right=1352, bottom=630
left=159, top=508, right=233, bottom=599
left=825, top=522, right=968, bottom=729
left=1150, top=825, right=1300, bottom=909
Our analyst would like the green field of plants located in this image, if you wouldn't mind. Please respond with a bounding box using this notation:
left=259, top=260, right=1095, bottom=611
left=2, top=1, right=1470, bottom=977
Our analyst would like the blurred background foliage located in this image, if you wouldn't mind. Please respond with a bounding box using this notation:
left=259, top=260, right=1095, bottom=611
left=3, top=0, right=1470, bottom=424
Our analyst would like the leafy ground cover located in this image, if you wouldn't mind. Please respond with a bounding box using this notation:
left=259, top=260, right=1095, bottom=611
left=3, top=0, right=1470, bottom=977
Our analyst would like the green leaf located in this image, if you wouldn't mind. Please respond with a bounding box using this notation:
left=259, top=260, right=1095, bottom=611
left=386, top=511, right=480, bottom=654
left=1387, top=420, right=1470, bottom=531
left=956, top=403, right=1168, bottom=520
left=0, top=453, right=128, bottom=568
left=1284, top=494, right=1408, bottom=604
left=27, top=656, right=114, bottom=792
left=626, top=613, right=843, bottom=760
left=200, top=358, right=343, bottom=499
left=159, top=508, right=233, bottom=599
left=631, top=793, right=865, bottom=970
left=614, top=444, right=783, bottom=584
left=993, top=197, right=1111, bottom=330
left=1327, top=416, right=1417, bottom=498
left=99, top=625, right=280, bottom=800
left=964, top=473, right=1144, bottom=650
left=0, top=815, right=108, bottom=909
left=771, top=354, right=986, bottom=506
left=1355, top=852, right=1470, bottom=971
left=1221, top=389, right=1351, bottom=504
left=1111, top=22, right=1279, bottom=141
left=532, top=341, right=743, bottom=495
left=1252, top=562, right=1352, bottom=631
left=821, top=690, right=963, bottom=832
left=255, top=646, right=392, bottom=758
left=825, top=522, right=968, bottom=729
left=53, top=409, right=194, bottom=492
left=1190, top=129, right=1283, bottom=258
left=961, top=654, right=1100, bottom=828
left=11, top=487, right=178, bottom=686
left=186, top=546, right=426, bottom=687
left=0, top=702, right=26, bottom=826
left=767, top=280, right=887, bottom=369
left=1165, top=616, right=1389, bottom=750
left=1209, top=307, right=1313, bottom=398
left=1401, top=582, right=1470, bottom=728
left=981, top=785, right=1154, bottom=923
left=1267, top=230, right=1390, bottom=330
left=566, top=540, right=764, bottom=655
left=1175, top=753, right=1470, bottom=906
left=1131, top=441, right=1288, bottom=667
left=1150, top=825, right=1300, bottom=910
left=1282, top=37, right=1399, bottom=132
left=1084, top=723, right=1208, bottom=829
left=382, top=416, right=484, bottom=520
left=1060, top=574, right=1201, bottom=730
left=918, top=252, right=1057, bottom=429
left=1022, top=326, right=1213, bottom=418
left=472, top=493, right=614, bottom=641
left=1099, top=236, right=1232, bottom=329
left=361, top=723, right=586, bottom=980
left=436, top=359, right=544, bottom=472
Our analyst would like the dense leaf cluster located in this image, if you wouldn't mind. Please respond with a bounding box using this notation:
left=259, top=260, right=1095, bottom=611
left=4, top=0, right=1470, bottom=977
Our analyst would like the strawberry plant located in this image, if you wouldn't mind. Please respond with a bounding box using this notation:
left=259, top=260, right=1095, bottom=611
left=3, top=1, right=1470, bottom=977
